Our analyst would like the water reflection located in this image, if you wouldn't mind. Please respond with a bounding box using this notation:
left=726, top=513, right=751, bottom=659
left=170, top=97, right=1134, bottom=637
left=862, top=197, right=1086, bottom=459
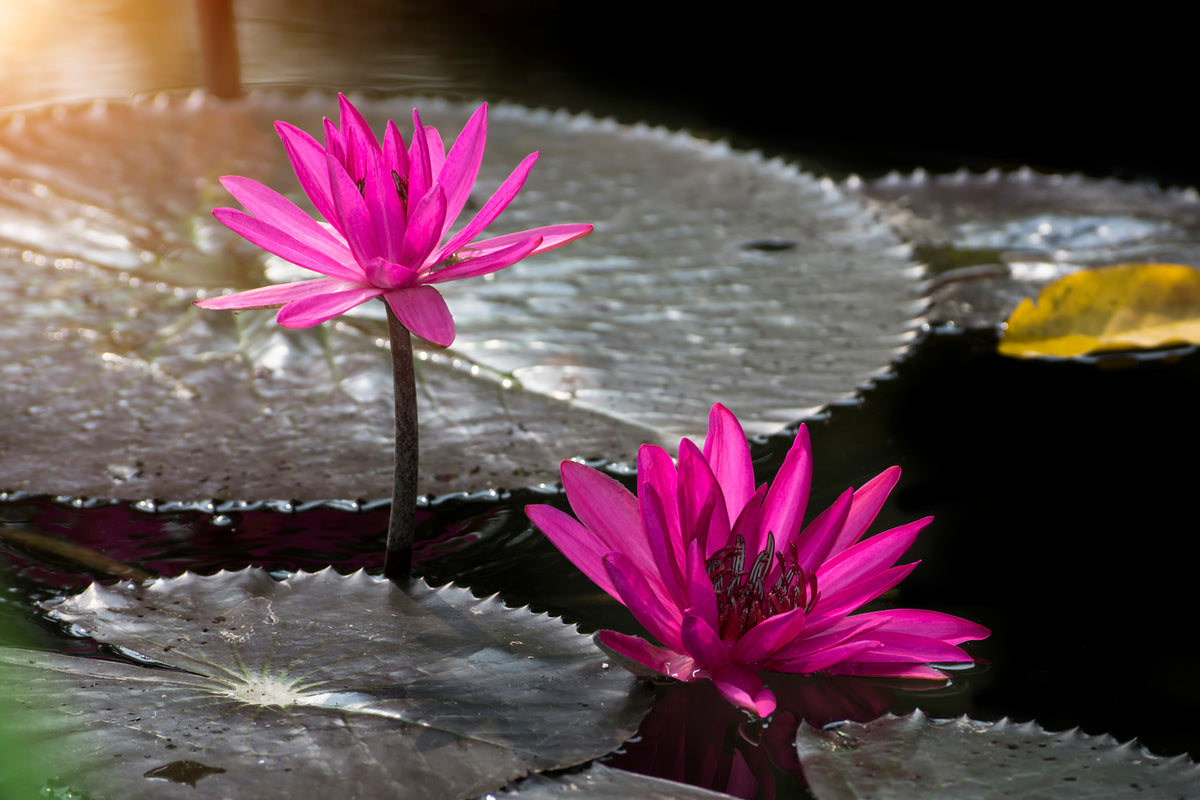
left=0, top=0, right=546, bottom=110
left=607, top=673, right=948, bottom=800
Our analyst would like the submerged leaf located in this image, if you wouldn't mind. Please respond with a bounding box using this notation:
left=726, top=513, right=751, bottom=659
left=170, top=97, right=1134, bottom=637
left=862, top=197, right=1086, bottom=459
left=999, top=263, right=1200, bottom=357
left=0, top=91, right=923, bottom=500
left=0, top=568, right=647, bottom=799
left=795, top=710, right=1200, bottom=800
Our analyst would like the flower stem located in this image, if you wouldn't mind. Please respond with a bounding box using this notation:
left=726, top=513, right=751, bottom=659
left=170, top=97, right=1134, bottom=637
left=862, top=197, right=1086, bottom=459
left=384, top=305, right=417, bottom=582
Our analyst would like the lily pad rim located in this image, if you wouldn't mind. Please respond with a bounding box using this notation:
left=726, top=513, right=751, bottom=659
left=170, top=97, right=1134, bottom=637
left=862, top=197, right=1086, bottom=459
left=37, top=563, right=606, bottom=638
left=847, top=164, right=1200, bottom=202
left=802, top=708, right=1200, bottom=765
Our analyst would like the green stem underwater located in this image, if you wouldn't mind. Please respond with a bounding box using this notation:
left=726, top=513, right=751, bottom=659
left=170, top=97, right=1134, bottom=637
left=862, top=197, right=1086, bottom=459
left=384, top=305, right=417, bottom=582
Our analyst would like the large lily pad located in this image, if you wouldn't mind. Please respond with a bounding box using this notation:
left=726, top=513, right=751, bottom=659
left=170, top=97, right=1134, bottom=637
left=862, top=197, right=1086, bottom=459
left=0, top=91, right=922, bottom=500
left=852, top=169, right=1200, bottom=329
left=0, top=568, right=647, bottom=799
left=795, top=710, right=1200, bottom=800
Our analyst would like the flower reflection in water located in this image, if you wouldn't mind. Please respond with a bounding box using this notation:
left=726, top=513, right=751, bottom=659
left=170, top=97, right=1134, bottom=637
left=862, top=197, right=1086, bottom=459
left=607, top=673, right=935, bottom=800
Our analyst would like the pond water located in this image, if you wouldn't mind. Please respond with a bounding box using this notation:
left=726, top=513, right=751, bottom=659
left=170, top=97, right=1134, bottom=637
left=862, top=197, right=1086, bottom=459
left=1, top=3, right=1199, bottom=799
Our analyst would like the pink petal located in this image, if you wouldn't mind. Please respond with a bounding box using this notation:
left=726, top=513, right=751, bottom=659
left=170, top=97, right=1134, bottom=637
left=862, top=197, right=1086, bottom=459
left=852, top=608, right=991, bottom=644
left=433, top=151, right=539, bottom=262
left=759, top=424, right=812, bottom=555
left=213, top=207, right=361, bottom=282
left=219, top=176, right=352, bottom=265
left=773, top=638, right=880, bottom=674
left=384, top=285, right=454, bottom=346
left=730, top=606, right=808, bottom=665
left=828, top=466, right=902, bottom=557
left=423, top=126, right=446, bottom=181
left=558, top=460, right=666, bottom=598
left=363, top=256, right=420, bottom=292
left=326, top=152, right=382, bottom=265
left=805, top=563, right=920, bottom=633
left=400, top=185, right=448, bottom=270
left=275, top=121, right=338, bottom=227
left=709, top=665, right=776, bottom=717
left=793, top=487, right=852, bottom=574
left=453, top=223, right=594, bottom=261
left=769, top=615, right=883, bottom=664
left=676, top=438, right=729, bottom=557
left=823, top=662, right=950, bottom=680
left=603, top=552, right=684, bottom=651
left=701, top=403, right=756, bottom=522
left=383, top=119, right=409, bottom=177
left=435, top=103, right=488, bottom=238
left=683, top=539, right=720, bottom=628
left=275, top=286, right=385, bottom=327
left=641, top=481, right=689, bottom=609
left=525, top=503, right=620, bottom=598
left=362, top=167, right=406, bottom=262
left=195, top=276, right=358, bottom=311
left=847, top=631, right=975, bottom=664
left=597, top=631, right=696, bottom=681
left=727, top=483, right=767, bottom=560
left=422, top=235, right=543, bottom=285
left=816, top=517, right=929, bottom=597
left=322, top=117, right=347, bottom=173
left=337, top=93, right=381, bottom=175
left=637, top=444, right=681, bottom=552
left=680, top=612, right=731, bottom=668
left=407, top=109, right=434, bottom=208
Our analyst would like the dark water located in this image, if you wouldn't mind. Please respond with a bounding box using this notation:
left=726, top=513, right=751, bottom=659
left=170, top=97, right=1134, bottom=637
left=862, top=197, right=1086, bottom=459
left=2, top=3, right=1199, bottom=798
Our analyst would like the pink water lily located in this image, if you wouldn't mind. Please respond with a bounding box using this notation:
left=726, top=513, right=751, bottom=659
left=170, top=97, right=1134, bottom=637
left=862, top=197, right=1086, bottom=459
left=196, top=94, right=593, bottom=346
left=526, top=403, right=989, bottom=717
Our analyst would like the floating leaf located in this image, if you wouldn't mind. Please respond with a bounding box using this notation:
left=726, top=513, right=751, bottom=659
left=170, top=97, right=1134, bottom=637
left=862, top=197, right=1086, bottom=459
left=794, top=710, right=1200, bottom=800
left=852, top=169, right=1200, bottom=329
left=998, top=263, right=1200, bottom=357
left=0, top=568, right=647, bottom=799
left=0, top=91, right=923, bottom=500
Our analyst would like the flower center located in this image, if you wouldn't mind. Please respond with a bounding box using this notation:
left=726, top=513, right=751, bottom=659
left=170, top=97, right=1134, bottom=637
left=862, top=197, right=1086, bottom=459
left=706, top=532, right=818, bottom=641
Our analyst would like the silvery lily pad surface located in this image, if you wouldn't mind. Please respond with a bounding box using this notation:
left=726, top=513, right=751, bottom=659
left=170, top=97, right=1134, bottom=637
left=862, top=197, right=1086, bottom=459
left=795, top=710, right=1200, bottom=800
left=0, top=568, right=647, bottom=799
left=853, top=169, right=1200, bottom=329
left=0, top=91, right=922, bottom=500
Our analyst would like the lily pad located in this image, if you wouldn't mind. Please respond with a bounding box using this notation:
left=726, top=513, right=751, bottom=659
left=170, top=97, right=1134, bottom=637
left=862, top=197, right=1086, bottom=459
left=0, top=91, right=923, bottom=500
left=852, top=169, right=1200, bottom=329
left=999, top=262, right=1200, bottom=358
left=795, top=710, right=1200, bottom=800
left=0, top=568, right=647, bottom=799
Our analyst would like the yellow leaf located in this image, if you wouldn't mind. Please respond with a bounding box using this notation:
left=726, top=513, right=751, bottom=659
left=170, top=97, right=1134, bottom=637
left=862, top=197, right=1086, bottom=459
left=998, top=262, right=1200, bottom=358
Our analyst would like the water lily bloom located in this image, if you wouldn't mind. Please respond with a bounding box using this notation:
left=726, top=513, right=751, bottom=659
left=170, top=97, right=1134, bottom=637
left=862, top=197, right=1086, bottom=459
left=526, top=404, right=989, bottom=717
left=196, top=94, right=593, bottom=346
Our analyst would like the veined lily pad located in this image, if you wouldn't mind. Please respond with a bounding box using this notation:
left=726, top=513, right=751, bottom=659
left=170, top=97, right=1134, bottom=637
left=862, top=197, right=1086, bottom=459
left=795, top=710, right=1200, bottom=800
left=0, top=91, right=923, bottom=500
left=852, top=169, right=1200, bottom=329
left=0, top=568, right=648, bottom=799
